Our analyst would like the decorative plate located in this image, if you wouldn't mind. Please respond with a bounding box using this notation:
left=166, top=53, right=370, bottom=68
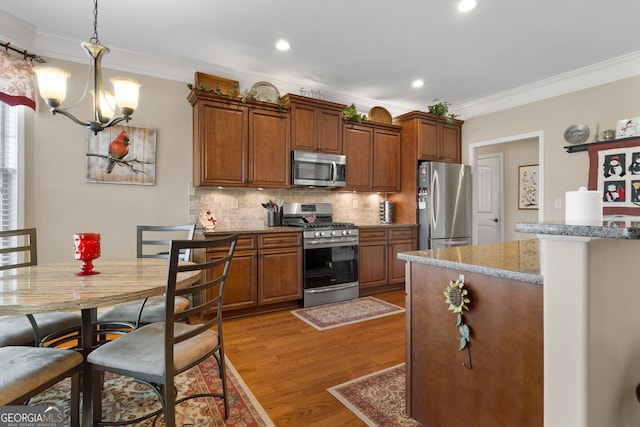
left=251, top=81, right=280, bottom=103
left=368, top=106, right=392, bottom=124
left=564, top=124, right=590, bottom=144
left=198, top=208, right=218, bottom=231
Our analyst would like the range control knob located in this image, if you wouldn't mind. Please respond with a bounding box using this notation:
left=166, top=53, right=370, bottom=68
left=342, top=230, right=349, bottom=236
left=314, top=231, right=322, bottom=237
left=331, top=230, right=338, bottom=236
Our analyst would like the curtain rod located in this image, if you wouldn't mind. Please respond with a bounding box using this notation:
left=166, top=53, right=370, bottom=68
left=0, top=40, right=46, bottom=63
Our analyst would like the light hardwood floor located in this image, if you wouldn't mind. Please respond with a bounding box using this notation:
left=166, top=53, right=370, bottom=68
left=223, top=290, right=406, bottom=426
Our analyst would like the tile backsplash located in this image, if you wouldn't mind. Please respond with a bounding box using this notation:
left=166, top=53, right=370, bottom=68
left=190, top=187, right=389, bottom=229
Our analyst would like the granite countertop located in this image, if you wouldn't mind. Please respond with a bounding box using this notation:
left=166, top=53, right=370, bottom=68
left=515, top=218, right=640, bottom=239
left=356, top=223, right=418, bottom=228
left=397, top=239, right=542, bottom=284
left=202, top=225, right=298, bottom=236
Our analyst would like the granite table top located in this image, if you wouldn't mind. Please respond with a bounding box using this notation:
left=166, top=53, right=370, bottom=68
left=397, top=239, right=542, bottom=284
left=515, top=218, right=640, bottom=239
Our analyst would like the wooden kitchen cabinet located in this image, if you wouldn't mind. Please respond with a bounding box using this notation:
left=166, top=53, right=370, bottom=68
left=358, top=225, right=417, bottom=295
left=389, top=110, right=463, bottom=223
left=343, top=120, right=401, bottom=192
left=189, top=91, right=290, bottom=188
left=281, top=93, right=346, bottom=154
left=395, top=110, right=463, bottom=163
left=204, top=231, right=302, bottom=315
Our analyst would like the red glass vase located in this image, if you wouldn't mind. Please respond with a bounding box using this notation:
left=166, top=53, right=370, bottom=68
left=73, top=233, right=101, bottom=276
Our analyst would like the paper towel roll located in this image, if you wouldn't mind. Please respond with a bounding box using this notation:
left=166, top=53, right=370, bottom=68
left=565, top=187, right=602, bottom=225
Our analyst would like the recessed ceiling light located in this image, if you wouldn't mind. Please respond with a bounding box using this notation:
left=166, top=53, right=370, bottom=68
left=457, top=0, right=478, bottom=12
left=412, top=79, right=424, bottom=88
left=275, top=39, right=291, bottom=51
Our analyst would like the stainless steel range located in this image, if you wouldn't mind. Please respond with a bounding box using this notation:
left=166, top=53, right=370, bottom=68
left=282, top=203, right=359, bottom=307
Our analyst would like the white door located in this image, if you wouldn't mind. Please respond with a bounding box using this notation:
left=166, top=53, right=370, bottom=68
left=476, top=154, right=503, bottom=244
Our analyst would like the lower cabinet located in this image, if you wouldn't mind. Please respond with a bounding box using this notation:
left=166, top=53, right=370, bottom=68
left=359, top=225, right=417, bottom=295
left=205, top=231, right=302, bottom=315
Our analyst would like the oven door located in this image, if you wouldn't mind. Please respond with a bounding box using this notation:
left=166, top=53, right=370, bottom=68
left=303, top=239, right=358, bottom=289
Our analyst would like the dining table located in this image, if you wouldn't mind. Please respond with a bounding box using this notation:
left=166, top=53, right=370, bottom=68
left=0, top=258, right=201, bottom=426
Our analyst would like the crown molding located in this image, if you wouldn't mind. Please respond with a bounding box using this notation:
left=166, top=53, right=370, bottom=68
left=29, top=30, right=640, bottom=121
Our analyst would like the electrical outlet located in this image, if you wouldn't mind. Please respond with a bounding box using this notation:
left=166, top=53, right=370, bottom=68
left=554, top=198, right=563, bottom=209
left=230, top=197, right=238, bottom=209
left=458, top=274, right=465, bottom=283
left=353, top=199, right=359, bottom=209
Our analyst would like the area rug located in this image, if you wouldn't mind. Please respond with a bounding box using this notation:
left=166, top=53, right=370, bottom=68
left=30, top=355, right=274, bottom=427
left=328, top=363, right=420, bottom=427
left=291, top=296, right=405, bottom=331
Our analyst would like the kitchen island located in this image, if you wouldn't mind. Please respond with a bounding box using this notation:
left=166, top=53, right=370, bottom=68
left=398, top=240, right=543, bottom=426
left=514, top=220, right=640, bottom=427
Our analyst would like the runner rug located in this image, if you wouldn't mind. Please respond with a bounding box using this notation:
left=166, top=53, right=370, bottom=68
left=30, top=355, right=274, bottom=427
left=291, top=296, right=405, bottom=331
left=328, top=363, right=420, bottom=427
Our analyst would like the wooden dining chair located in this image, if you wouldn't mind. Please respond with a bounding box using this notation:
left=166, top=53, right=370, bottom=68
left=0, top=346, right=83, bottom=427
left=88, top=234, right=238, bottom=426
left=0, top=228, right=81, bottom=347
left=96, top=224, right=196, bottom=328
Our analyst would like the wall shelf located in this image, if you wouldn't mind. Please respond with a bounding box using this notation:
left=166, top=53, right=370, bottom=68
left=564, top=136, right=640, bottom=153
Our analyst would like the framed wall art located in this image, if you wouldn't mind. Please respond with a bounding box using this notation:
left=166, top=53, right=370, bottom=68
left=588, top=138, right=640, bottom=215
left=518, top=164, right=539, bottom=210
left=86, top=124, right=156, bottom=185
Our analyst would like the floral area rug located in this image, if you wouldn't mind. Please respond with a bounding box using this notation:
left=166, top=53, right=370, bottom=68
left=328, top=364, right=420, bottom=427
left=30, top=355, right=274, bottom=427
left=291, top=296, right=405, bottom=331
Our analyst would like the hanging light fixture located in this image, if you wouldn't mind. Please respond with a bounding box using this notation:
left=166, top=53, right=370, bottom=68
left=33, top=0, right=140, bottom=135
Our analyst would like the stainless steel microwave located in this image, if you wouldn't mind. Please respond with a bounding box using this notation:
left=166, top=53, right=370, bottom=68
left=292, top=151, right=347, bottom=187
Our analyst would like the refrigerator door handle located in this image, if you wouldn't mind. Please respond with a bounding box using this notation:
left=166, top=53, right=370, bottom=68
left=430, top=170, right=439, bottom=229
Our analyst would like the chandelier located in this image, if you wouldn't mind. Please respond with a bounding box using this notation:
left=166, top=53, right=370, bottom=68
left=33, top=0, right=140, bottom=135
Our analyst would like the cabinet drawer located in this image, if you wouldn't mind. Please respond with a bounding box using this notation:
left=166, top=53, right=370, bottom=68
left=259, top=232, right=302, bottom=249
left=207, top=233, right=257, bottom=252
left=359, top=228, right=389, bottom=243
left=390, top=227, right=417, bottom=241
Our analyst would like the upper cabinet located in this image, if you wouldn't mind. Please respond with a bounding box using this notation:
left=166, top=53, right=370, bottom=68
left=343, top=120, right=401, bottom=192
left=281, top=94, right=346, bottom=154
left=389, top=111, right=463, bottom=223
left=394, top=111, right=463, bottom=163
left=189, top=91, right=290, bottom=188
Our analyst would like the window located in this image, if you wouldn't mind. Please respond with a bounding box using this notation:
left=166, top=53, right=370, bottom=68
left=0, top=102, right=24, bottom=264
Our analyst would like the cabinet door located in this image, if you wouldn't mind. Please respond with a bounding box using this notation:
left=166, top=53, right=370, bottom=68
left=258, top=247, right=303, bottom=304
left=389, top=241, right=416, bottom=285
left=373, top=128, right=401, bottom=191
left=439, top=124, right=461, bottom=163
left=249, top=108, right=290, bottom=188
left=359, top=243, right=388, bottom=290
left=344, top=124, right=373, bottom=190
left=195, top=101, right=248, bottom=186
left=290, top=104, right=316, bottom=152
left=418, top=120, right=439, bottom=161
left=212, top=250, right=258, bottom=310
left=317, top=109, right=343, bottom=154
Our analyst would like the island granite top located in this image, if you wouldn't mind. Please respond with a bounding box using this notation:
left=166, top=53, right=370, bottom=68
left=398, top=239, right=542, bottom=284
left=515, top=217, right=640, bottom=239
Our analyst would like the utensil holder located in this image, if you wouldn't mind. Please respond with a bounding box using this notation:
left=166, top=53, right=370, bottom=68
left=267, top=211, right=281, bottom=227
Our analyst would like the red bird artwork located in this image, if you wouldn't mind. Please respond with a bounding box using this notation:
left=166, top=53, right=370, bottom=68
left=106, top=131, right=130, bottom=173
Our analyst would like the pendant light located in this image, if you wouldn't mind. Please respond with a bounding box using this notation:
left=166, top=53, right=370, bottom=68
left=34, top=0, right=140, bottom=134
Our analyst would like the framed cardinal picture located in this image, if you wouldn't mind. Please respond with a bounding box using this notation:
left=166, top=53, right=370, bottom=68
left=86, top=124, right=156, bottom=185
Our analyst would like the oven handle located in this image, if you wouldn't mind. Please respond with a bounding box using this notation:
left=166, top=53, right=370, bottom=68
left=304, top=237, right=359, bottom=248
left=305, top=283, right=358, bottom=294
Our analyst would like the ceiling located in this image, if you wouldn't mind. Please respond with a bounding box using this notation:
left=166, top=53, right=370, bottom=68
left=1, top=0, right=640, bottom=119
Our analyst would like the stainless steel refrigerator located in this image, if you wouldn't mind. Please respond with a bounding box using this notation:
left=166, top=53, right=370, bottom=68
left=417, top=161, right=472, bottom=250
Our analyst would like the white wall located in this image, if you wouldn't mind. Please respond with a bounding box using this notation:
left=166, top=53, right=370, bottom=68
left=26, top=58, right=194, bottom=262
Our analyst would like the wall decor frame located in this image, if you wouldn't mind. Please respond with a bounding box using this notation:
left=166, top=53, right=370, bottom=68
left=588, top=137, right=640, bottom=215
left=518, top=164, right=539, bottom=210
left=86, top=124, right=156, bottom=185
